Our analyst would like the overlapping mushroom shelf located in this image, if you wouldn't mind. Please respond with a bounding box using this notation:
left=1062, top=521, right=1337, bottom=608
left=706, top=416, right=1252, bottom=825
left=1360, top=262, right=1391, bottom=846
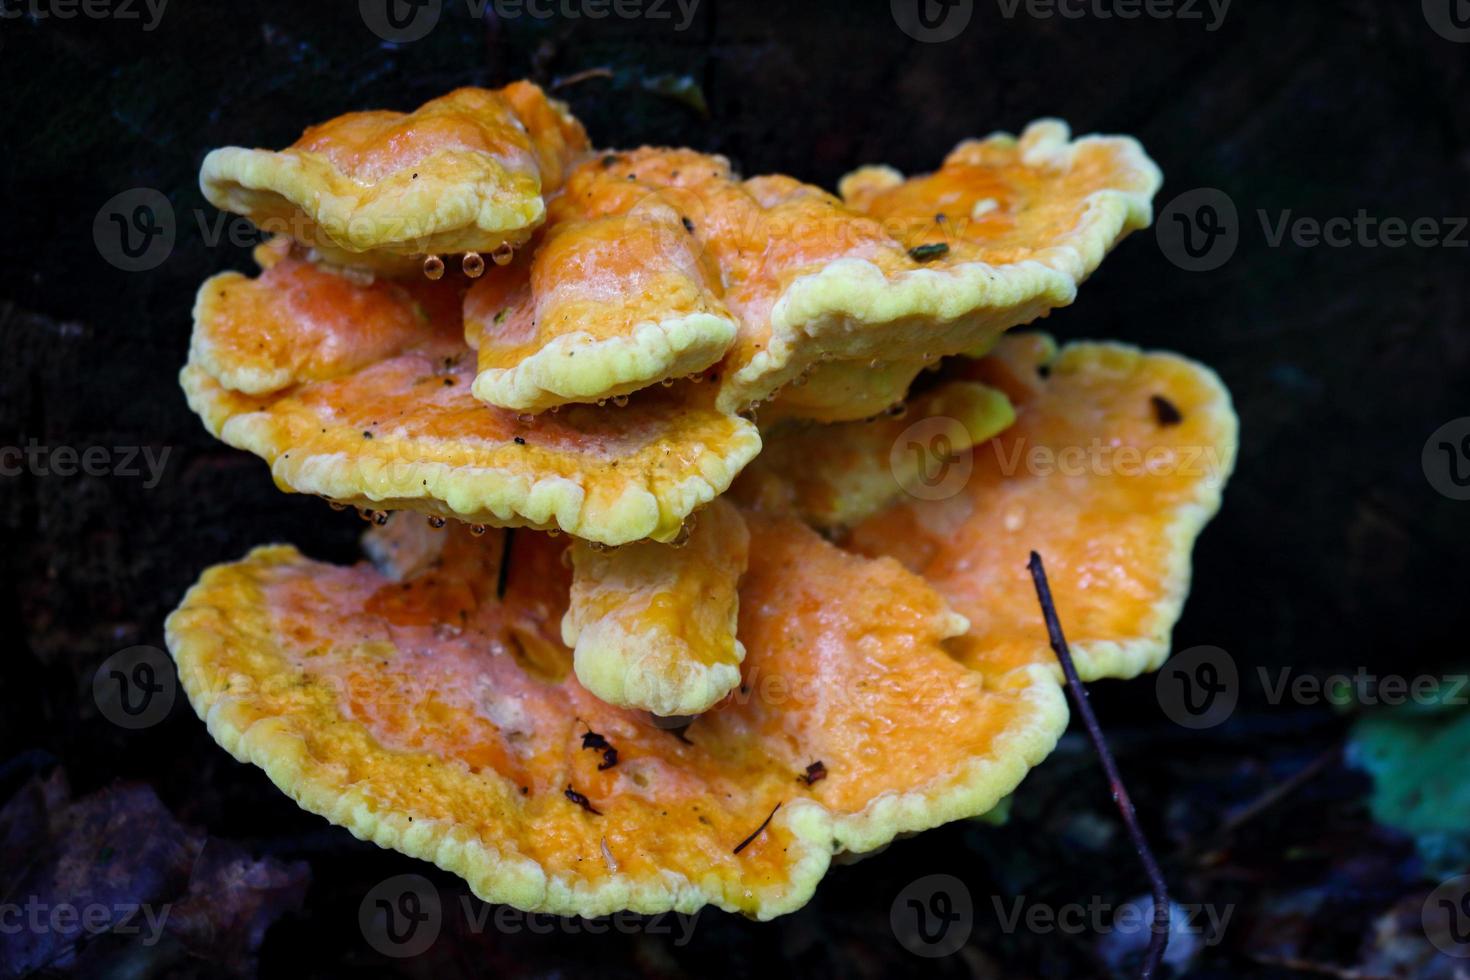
left=184, top=255, right=759, bottom=545
left=167, top=84, right=1237, bottom=921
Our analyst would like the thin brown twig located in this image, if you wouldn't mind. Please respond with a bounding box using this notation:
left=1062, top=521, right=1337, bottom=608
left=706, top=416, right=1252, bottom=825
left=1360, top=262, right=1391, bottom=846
left=550, top=67, right=614, bottom=91
left=1218, top=744, right=1342, bottom=838
left=1028, top=551, right=1171, bottom=980
left=496, top=528, right=514, bottom=600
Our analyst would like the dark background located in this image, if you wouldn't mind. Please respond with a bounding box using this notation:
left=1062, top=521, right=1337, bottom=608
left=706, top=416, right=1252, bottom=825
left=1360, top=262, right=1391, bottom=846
left=2, top=1, right=1468, bottom=976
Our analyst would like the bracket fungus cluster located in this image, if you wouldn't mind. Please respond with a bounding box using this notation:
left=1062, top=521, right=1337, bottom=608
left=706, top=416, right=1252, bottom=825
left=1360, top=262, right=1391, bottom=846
left=167, top=83, right=1238, bottom=921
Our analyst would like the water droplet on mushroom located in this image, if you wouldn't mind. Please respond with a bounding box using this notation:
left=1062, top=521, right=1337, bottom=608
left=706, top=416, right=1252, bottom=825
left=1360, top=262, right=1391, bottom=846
left=868, top=358, right=880, bottom=369
left=517, top=413, right=535, bottom=424
left=670, top=523, right=692, bottom=547
left=612, top=395, right=629, bottom=408
left=596, top=399, right=608, bottom=407
left=547, top=529, right=561, bottom=538
left=373, top=510, right=390, bottom=526
left=423, top=255, right=445, bottom=280
left=660, top=377, right=674, bottom=388
left=461, top=252, right=485, bottom=278
left=588, top=541, right=611, bottom=552
left=491, top=242, right=515, bottom=266
left=329, top=501, right=347, bottom=511
left=1002, top=504, right=1026, bottom=533
left=886, top=403, right=908, bottom=419
left=687, top=373, right=704, bottom=384
left=427, top=516, right=447, bottom=529
left=470, top=524, right=487, bottom=536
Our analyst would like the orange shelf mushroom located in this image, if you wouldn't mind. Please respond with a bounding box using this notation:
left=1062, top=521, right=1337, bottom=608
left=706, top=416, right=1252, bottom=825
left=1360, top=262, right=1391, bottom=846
left=183, top=255, right=759, bottom=545
left=847, top=332, right=1238, bottom=682
left=563, top=497, right=750, bottom=717
left=167, top=515, right=1066, bottom=919
left=201, top=83, right=590, bottom=274
left=167, top=83, right=1235, bottom=922
left=462, top=128, right=1160, bottom=420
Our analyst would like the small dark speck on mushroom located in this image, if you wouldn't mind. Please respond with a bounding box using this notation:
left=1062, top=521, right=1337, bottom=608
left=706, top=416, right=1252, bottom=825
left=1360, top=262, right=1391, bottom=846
left=443, top=377, right=455, bottom=386
left=362, top=431, right=373, bottom=439
left=514, top=436, right=526, bottom=445
left=682, top=216, right=695, bottom=233
left=565, top=785, right=602, bottom=815
left=797, top=761, right=827, bottom=786
left=1151, top=394, right=1184, bottom=426
left=908, top=243, right=950, bottom=262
